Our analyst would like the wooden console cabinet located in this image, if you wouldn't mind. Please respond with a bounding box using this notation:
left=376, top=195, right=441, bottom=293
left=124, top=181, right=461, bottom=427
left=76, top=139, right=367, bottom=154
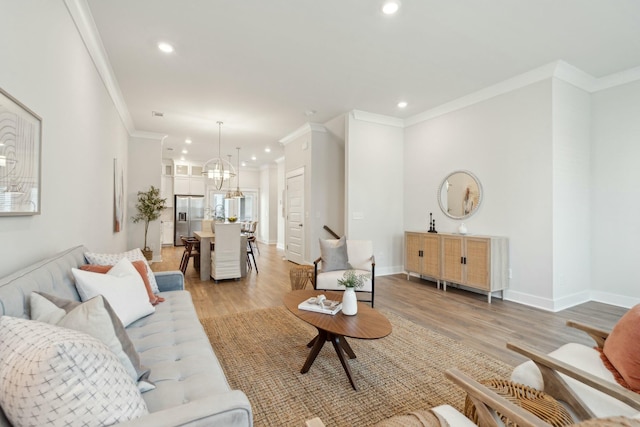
left=404, top=231, right=509, bottom=303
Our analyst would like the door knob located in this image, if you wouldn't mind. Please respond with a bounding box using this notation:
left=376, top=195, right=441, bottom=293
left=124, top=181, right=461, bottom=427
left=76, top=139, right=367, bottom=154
left=298, top=223, right=303, bottom=227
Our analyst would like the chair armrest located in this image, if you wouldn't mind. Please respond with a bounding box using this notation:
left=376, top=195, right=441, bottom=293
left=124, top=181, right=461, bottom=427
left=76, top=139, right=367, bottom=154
left=313, top=257, right=322, bottom=290
left=154, top=271, right=185, bottom=292
left=445, top=369, right=552, bottom=427
left=566, top=320, right=610, bottom=349
left=313, top=257, right=322, bottom=266
left=507, top=342, right=640, bottom=420
left=118, top=391, right=252, bottom=427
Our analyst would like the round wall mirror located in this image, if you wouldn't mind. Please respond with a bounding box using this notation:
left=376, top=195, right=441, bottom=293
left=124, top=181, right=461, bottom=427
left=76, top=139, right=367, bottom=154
left=437, top=170, right=483, bottom=220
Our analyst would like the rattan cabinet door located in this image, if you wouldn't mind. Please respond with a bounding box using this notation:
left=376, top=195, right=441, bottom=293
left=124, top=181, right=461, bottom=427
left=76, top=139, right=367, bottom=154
left=441, top=235, right=463, bottom=283
left=405, top=232, right=423, bottom=274
left=421, top=234, right=440, bottom=278
left=464, top=237, right=490, bottom=290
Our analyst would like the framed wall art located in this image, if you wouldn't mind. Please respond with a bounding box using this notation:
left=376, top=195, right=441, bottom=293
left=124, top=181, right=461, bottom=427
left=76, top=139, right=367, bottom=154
left=0, top=87, right=42, bottom=216
left=114, top=158, right=124, bottom=232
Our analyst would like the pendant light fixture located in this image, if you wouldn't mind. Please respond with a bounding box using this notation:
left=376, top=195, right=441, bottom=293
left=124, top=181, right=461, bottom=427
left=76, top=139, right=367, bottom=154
left=224, top=155, right=234, bottom=199
left=232, top=147, right=244, bottom=199
left=202, top=121, right=235, bottom=190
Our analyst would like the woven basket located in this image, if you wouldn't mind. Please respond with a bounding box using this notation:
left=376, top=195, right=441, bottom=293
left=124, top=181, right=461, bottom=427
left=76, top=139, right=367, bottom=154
left=289, top=265, right=315, bottom=291
left=464, top=378, right=574, bottom=427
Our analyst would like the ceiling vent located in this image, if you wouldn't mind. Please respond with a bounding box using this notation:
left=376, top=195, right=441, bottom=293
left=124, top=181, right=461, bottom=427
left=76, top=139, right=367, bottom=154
left=152, top=111, right=164, bottom=117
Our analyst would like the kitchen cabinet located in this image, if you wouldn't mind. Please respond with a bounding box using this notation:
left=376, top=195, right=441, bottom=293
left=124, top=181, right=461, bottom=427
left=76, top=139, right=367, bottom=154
left=404, top=231, right=509, bottom=303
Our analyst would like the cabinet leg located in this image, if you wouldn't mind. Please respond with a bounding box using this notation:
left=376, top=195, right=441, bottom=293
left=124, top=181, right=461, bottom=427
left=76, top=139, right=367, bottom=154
left=488, top=292, right=492, bottom=304
left=443, top=281, right=447, bottom=292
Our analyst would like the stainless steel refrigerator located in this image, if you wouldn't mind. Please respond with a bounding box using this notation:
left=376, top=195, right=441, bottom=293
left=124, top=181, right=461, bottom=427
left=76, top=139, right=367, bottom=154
left=174, top=195, right=205, bottom=246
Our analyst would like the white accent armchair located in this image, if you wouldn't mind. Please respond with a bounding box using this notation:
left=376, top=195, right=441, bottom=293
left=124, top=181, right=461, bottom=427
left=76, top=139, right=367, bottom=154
left=313, top=239, right=375, bottom=306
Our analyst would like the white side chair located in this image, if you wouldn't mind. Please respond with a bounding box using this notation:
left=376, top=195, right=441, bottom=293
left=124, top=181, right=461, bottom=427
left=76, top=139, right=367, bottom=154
left=211, top=223, right=242, bottom=281
left=313, top=239, right=375, bottom=306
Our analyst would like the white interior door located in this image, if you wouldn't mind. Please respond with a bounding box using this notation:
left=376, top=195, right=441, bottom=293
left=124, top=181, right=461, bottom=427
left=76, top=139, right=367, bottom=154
left=286, top=172, right=304, bottom=264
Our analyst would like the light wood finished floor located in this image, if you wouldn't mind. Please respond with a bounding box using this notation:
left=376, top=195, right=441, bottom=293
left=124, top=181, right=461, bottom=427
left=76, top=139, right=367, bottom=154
left=152, top=243, right=627, bottom=367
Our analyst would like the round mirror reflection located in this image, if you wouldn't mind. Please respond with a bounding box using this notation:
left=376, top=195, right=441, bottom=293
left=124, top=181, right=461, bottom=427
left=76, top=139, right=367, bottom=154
left=437, top=170, right=482, bottom=220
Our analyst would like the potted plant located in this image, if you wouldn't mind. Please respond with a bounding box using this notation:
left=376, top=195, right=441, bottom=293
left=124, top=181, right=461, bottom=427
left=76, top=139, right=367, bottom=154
left=131, top=185, right=166, bottom=260
left=337, top=270, right=371, bottom=316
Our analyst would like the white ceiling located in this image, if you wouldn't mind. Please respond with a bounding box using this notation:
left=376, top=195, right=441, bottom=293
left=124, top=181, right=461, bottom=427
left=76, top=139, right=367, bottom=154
left=85, top=0, right=640, bottom=168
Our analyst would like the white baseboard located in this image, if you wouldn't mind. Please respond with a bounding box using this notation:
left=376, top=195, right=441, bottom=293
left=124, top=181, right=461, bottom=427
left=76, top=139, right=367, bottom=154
left=503, top=289, right=633, bottom=312
left=376, top=265, right=405, bottom=276
left=590, top=291, right=640, bottom=309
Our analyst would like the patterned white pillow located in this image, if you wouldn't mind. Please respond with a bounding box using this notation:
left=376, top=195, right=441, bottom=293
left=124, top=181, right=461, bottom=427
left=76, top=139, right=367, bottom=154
left=85, top=248, right=159, bottom=294
left=0, top=316, right=148, bottom=426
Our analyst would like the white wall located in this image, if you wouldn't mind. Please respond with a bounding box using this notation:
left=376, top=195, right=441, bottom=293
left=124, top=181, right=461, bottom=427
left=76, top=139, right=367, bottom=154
left=551, top=79, right=592, bottom=309
left=259, top=164, right=278, bottom=244
left=309, top=126, right=345, bottom=262
left=127, top=135, right=163, bottom=261
left=347, top=112, right=404, bottom=275
left=0, top=1, right=129, bottom=277
left=275, top=157, right=285, bottom=249
left=404, top=80, right=555, bottom=306
left=591, top=79, right=640, bottom=307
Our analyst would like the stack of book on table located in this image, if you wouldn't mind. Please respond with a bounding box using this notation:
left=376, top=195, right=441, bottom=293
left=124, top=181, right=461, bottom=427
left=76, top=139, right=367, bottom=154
left=298, top=295, right=342, bottom=315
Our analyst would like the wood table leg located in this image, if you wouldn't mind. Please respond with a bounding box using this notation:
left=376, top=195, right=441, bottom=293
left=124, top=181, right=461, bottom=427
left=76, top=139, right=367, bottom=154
left=331, top=334, right=358, bottom=390
left=301, top=329, right=327, bottom=374
left=340, top=337, right=356, bottom=359
left=307, top=335, right=318, bottom=348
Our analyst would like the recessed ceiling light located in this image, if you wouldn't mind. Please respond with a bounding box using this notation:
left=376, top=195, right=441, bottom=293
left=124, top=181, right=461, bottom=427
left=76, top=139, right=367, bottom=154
left=158, top=42, right=174, bottom=53
left=180, top=156, right=185, bottom=161
left=265, top=147, right=271, bottom=153
left=182, top=149, right=188, bottom=154
left=382, top=1, right=400, bottom=15
left=397, top=101, right=408, bottom=108
left=251, top=156, right=257, bottom=161
left=241, top=162, right=246, bottom=167
left=185, top=139, right=192, bottom=144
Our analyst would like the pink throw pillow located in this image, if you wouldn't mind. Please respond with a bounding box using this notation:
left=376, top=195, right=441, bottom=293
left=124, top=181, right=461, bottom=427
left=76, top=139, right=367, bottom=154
left=602, top=304, right=640, bottom=392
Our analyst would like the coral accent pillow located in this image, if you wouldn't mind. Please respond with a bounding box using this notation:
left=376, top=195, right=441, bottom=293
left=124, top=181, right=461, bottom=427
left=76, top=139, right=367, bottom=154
left=602, top=304, right=640, bottom=392
left=81, top=261, right=164, bottom=305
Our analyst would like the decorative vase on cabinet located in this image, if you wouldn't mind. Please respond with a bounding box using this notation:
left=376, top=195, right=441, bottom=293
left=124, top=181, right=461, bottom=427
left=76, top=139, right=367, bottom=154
left=342, top=288, right=358, bottom=315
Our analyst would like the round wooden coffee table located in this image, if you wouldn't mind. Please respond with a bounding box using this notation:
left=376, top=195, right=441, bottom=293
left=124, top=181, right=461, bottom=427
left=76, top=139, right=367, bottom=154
left=284, top=289, right=392, bottom=390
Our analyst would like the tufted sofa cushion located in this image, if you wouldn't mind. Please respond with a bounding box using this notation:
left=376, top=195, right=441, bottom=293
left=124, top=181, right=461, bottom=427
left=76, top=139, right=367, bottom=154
left=126, top=290, right=232, bottom=412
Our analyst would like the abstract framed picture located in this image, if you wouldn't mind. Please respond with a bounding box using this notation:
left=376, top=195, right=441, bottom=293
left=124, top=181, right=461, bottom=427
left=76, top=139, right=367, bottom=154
left=0, top=87, right=42, bottom=216
left=114, top=158, right=124, bottom=232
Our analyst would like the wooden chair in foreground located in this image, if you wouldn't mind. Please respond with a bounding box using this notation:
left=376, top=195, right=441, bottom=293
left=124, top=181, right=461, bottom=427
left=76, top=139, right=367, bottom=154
left=306, top=368, right=640, bottom=426
left=508, top=314, right=640, bottom=421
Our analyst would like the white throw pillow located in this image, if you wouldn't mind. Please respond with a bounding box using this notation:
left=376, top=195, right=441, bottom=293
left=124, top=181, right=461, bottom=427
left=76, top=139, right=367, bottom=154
left=85, top=248, right=159, bottom=293
left=0, top=316, right=148, bottom=426
left=72, top=257, right=155, bottom=327
left=29, top=293, right=154, bottom=392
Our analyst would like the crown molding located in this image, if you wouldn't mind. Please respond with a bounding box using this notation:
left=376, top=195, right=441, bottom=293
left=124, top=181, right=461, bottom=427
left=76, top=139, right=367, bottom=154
left=64, top=0, right=136, bottom=135
left=351, top=110, right=404, bottom=127
left=592, top=65, right=640, bottom=92
left=279, top=123, right=326, bottom=145
left=130, top=131, right=167, bottom=141
left=405, top=60, right=640, bottom=127
left=405, top=61, right=559, bottom=127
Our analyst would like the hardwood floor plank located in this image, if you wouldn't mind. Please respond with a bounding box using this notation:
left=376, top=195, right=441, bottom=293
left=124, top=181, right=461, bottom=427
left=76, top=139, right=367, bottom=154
left=152, top=244, right=627, bottom=368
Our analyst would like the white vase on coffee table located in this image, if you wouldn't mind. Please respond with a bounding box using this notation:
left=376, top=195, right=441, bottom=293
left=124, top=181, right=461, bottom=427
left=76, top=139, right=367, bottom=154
left=342, top=287, right=358, bottom=315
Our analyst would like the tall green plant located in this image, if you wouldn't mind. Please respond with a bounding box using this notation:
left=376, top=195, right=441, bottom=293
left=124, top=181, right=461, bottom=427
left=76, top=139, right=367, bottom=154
left=131, top=185, right=166, bottom=251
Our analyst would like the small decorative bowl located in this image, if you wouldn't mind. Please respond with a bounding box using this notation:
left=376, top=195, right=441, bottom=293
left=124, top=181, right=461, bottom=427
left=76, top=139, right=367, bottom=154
left=227, top=217, right=237, bottom=223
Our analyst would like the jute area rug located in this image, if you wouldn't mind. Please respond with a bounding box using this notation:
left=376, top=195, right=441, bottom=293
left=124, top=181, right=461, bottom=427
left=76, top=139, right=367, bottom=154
left=201, top=306, right=512, bottom=427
